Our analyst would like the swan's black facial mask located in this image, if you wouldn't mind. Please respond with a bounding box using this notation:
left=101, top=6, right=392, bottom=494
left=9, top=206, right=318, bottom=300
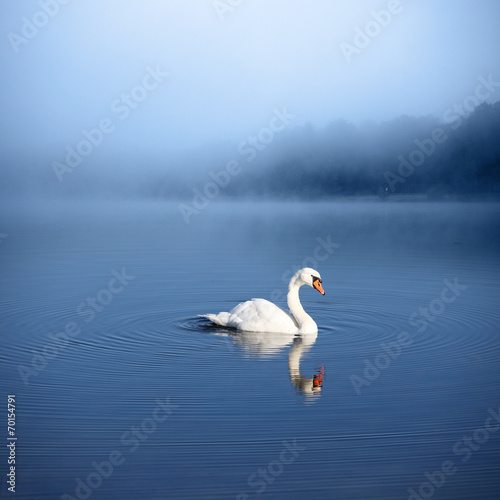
left=312, top=276, right=325, bottom=295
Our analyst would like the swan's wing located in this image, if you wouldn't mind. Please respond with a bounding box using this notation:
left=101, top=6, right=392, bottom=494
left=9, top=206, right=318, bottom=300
left=226, top=298, right=298, bottom=333
left=202, top=299, right=298, bottom=333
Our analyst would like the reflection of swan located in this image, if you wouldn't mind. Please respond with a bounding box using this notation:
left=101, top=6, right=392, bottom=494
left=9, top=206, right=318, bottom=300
left=208, top=329, right=325, bottom=396
left=288, top=333, right=324, bottom=396
left=233, top=331, right=295, bottom=357
left=202, top=268, right=325, bottom=334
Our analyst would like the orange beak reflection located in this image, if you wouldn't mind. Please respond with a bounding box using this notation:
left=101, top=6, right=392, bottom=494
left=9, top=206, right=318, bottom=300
left=313, top=279, right=325, bottom=295
left=313, top=366, right=325, bottom=388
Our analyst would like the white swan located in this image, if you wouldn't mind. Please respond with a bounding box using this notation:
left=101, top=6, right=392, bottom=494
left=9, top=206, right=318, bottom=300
left=202, top=268, right=325, bottom=334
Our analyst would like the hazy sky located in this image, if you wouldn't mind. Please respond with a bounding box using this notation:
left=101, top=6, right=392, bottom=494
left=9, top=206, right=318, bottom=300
left=1, top=0, right=500, bottom=159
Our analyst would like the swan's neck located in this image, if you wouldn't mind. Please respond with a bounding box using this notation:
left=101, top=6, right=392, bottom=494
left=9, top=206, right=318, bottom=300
left=287, top=280, right=317, bottom=333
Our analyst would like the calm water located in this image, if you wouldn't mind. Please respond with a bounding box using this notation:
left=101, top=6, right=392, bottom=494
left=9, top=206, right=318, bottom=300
left=1, top=199, right=500, bottom=500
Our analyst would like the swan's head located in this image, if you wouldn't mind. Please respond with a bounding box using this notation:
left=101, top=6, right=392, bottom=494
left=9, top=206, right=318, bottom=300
left=294, top=267, right=325, bottom=295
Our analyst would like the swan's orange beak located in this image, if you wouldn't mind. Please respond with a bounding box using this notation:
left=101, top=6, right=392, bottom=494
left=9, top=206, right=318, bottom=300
left=313, top=279, right=325, bottom=295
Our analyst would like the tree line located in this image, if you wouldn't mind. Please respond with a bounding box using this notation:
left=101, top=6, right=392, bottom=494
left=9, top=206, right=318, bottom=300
left=214, top=101, right=500, bottom=199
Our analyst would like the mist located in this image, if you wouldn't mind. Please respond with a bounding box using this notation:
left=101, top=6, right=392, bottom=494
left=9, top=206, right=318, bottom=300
left=3, top=3, right=500, bottom=498
left=1, top=0, right=500, bottom=204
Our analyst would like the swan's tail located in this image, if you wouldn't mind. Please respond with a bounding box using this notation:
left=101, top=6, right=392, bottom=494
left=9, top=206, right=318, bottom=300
left=199, top=312, right=231, bottom=327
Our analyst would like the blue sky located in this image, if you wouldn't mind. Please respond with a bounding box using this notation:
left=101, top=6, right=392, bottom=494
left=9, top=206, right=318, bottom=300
left=1, top=0, right=500, bottom=159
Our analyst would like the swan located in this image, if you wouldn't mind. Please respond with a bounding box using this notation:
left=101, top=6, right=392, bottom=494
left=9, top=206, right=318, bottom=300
left=202, top=268, right=325, bottom=334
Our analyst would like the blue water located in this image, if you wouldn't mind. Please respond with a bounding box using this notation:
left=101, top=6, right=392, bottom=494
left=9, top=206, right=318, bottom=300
left=1, top=199, right=499, bottom=499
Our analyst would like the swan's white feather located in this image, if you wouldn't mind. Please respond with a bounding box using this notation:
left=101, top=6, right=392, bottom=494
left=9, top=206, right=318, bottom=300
left=203, top=298, right=299, bottom=333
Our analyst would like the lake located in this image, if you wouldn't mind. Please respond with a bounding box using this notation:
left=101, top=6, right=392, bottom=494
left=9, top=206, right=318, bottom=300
left=1, top=199, right=499, bottom=500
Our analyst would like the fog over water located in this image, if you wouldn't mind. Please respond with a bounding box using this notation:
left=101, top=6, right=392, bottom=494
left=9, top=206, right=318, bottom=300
left=1, top=2, right=500, bottom=500
left=1, top=1, right=500, bottom=201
